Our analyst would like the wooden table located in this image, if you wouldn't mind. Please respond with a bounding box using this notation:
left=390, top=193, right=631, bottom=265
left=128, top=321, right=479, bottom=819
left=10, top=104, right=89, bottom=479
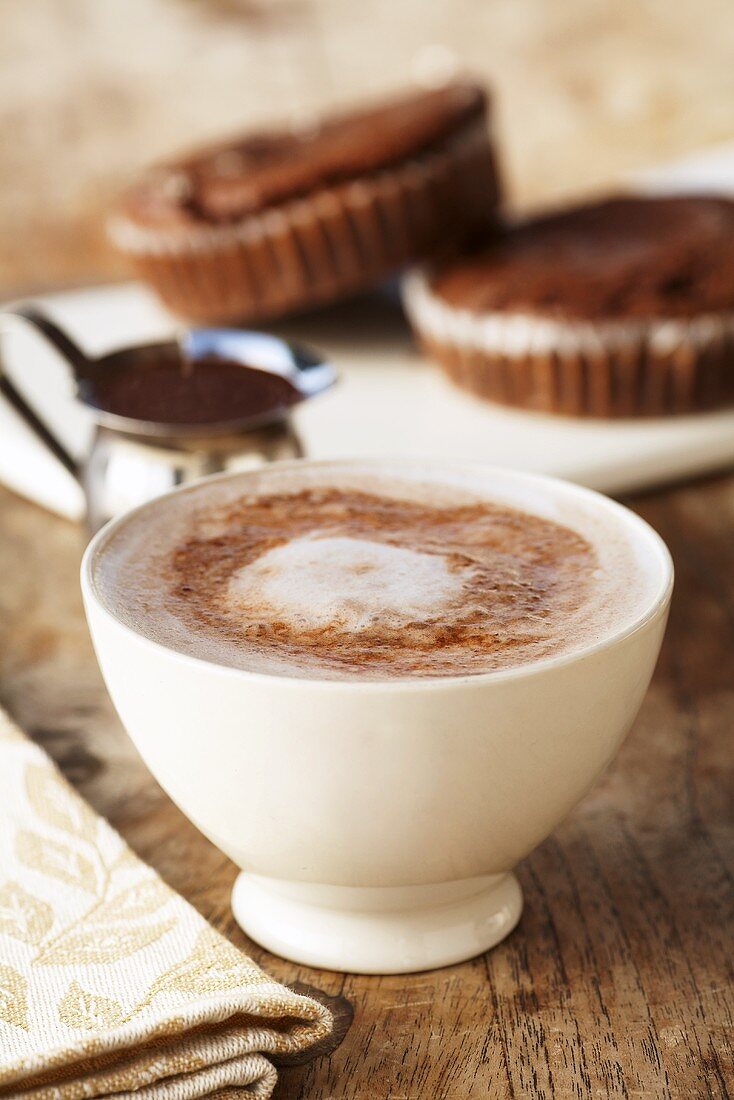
left=0, top=473, right=732, bottom=1098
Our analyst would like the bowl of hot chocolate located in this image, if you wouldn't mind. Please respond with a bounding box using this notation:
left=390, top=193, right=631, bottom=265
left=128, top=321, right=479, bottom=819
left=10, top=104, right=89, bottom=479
left=82, top=460, right=673, bottom=974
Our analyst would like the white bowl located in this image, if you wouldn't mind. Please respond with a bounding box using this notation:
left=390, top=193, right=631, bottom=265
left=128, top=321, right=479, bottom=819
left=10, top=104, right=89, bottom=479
left=82, top=462, right=673, bottom=974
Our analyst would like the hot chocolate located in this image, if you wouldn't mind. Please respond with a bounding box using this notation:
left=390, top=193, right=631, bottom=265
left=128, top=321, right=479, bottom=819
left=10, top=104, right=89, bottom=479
left=92, top=464, right=654, bottom=680
left=82, top=345, right=298, bottom=426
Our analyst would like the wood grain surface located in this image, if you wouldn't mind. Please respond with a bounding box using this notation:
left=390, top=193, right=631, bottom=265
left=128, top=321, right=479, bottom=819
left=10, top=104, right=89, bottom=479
left=0, top=473, right=732, bottom=1098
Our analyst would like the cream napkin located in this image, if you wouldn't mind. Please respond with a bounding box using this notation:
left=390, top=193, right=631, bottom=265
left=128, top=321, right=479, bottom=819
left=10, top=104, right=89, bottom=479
left=0, top=708, right=333, bottom=1099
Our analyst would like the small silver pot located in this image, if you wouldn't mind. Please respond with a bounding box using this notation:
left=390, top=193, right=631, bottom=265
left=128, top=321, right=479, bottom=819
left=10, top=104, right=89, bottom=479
left=0, top=306, right=335, bottom=532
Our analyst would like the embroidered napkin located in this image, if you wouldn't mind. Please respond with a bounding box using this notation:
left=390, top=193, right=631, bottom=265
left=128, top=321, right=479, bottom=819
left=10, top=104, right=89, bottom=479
left=0, top=708, right=333, bottom=1099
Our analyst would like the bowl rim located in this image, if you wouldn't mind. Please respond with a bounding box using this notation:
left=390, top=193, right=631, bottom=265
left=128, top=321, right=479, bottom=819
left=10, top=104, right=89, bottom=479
left=81, top=458, right=674, bottom=693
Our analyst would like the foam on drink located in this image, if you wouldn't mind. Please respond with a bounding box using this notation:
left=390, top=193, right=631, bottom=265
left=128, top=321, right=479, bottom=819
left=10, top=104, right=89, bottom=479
left=92, top=463, right=660, bottom=681
left=227, top=535, right=472, bottom=633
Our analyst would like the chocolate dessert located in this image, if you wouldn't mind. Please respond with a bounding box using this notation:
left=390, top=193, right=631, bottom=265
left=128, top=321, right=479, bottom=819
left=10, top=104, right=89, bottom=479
left=404, top=195, right=734, bottom=416
left=110, top=82, right=500, bottom=324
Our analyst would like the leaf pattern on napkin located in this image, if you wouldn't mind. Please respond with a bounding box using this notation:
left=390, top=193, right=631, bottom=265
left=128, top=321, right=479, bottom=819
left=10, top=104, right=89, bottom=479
left=0, top=963, right=29, bottom=1031
left=88, top=878, right=172, bottom=924
left=25, top=762, right=98, bottom=842
left=58, top=981, right=124, bottom=1031
left=35, top=917, right=178, bottom=967
left=148, top=927, right=264, bottom=999
left=11, top=761, right=181, bottom=974
left=0, top=881, right=54, bottom=945
left=16, top=830, right=99, bottom=894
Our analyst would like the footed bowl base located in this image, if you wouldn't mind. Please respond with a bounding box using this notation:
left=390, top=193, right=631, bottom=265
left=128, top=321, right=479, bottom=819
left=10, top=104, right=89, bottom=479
left=231, top=871, right=523, bottom=974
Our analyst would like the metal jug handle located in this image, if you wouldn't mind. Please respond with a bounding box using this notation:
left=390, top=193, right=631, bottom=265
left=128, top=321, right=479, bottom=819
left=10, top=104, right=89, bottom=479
left=0, top=305, right=91, bottom=480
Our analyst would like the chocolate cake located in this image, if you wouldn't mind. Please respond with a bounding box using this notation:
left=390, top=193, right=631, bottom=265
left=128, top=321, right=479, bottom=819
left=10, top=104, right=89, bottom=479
left=404, top=195, right=734, bottom=416
left=110, top=82, right=500, bottom=324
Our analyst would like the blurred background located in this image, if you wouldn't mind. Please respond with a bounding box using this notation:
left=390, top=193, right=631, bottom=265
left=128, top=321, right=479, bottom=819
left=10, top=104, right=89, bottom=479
left=3, top=0, right=734, bottom=297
